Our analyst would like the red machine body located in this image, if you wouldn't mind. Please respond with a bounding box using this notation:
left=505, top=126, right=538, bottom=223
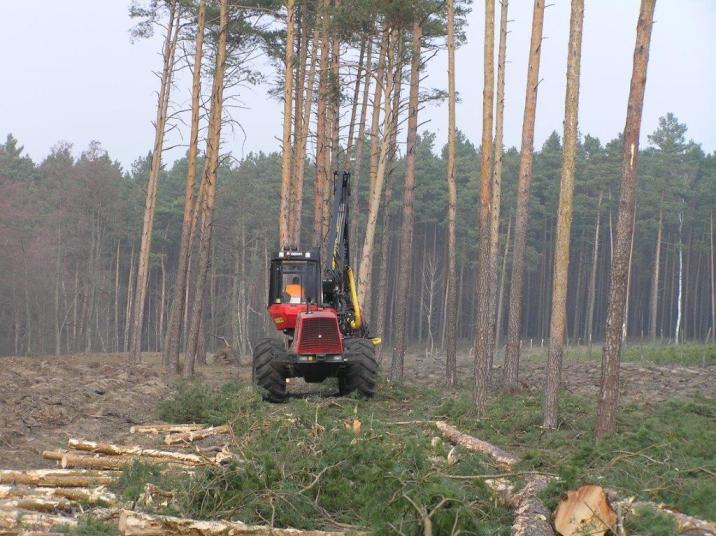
left=267, top=303, right=344, bottom=355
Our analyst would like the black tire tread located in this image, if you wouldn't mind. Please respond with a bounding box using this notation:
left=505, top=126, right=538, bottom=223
left=252, top=338, right=287, bottom=402
left=339, top=338, right=378, bottom=398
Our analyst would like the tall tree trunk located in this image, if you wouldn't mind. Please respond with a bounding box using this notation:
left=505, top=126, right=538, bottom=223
left=328, top=5, right=340, bottom=171
left=184, top=0, right=228, bottom=376
left=595, top=0, right=655, bottom=440
left=114, top=240, right=121, bottom=352
left=544, top=0, right=584, bottom=429
left=343, top=36, right=366, bottom=169
left=124, top=244, right=135, bottom=353
left=278, top=0, right=296, bottom=247
left=163, top=0, right=205, bottom=371
left=496, top=217, right=511, bottom=348
left=586, top=193, right=603, bottom=353
left=349, top=34, right=374, bottom=261
left=390, top=21, right=421, bottom=382
left=290, top=22, right=319, bottom=245
left=375, top=44, right=402, bottom=359
left=486, top=0, right=509, bottom=377
left=313, top=0, right=330, bottom=244
left=445, top=0, right=459, bottom=387
left=358, top=27, right=389, bottom=276
left=473, top=0, right=496, bottom=410
left=649, top=199, right=663, bottom=342
left=357, top=27, right=395, bottom=316
left=129, top=0, right=180, bottom=363
left=54, top=227, right=62, bottom=355
left=675, top=209, right=684, bottom=344
left=502, top=0, right=545, bottom=392
left=711, top=211, right=715, bottom=343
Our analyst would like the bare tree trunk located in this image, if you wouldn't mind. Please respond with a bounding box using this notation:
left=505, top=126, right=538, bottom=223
left=622, top=206, right=636, bottom=341
left=445, top=0, right=459, bottom=387
left=711, top=211, right=715, bottom=343
left=375, top=45, right=403, bottom=359
left=54, top=227, right=62, bottom=355
left=343, top=36, right=366, bottom=169
left=486, top=0, right=509, bottom=377
left=289, top=21, right=318, bottom=246
left=474, top=0, right=497, bottom=411
left=675, top=209, right=684, bottom=344
left=129, top=0, right=180, bottom=363
left=544, top=0, right=584, bottom=429
left=124, top=244, right=135, bottom=353
left=586, top=193, right=603, bottom=353
left=278, top=0, right=296, bottom=248
left=390, top=21, right=421, bottom=382
left=328, top=6, right=340, bottom=171
left=114, top=240, right=121, bottom=352
left=163, top=0, right=205, bottom=371
left=357, top=27, right=396, bottom=316
left=358, top=26, right=389, bottom=277
left=496, top=217, right=511, bottom=348
left=313, top=0, right=330, bottom=243
left=595, top=0, right=655, bottom=440
left=649, top=200, right=663, bottom=343
left=349, top=34, right=374, bottom=260
left=184, top=0, right=228, bottom=376
left=502, top=0, right=545, bottom=392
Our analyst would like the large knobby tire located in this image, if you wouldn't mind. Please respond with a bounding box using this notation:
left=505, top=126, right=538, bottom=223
left=339, top=338, right=378, bottom=398
left=252, top=338, right=287, bottom=402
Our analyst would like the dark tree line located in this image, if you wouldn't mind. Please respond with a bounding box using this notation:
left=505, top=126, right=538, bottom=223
left=1, top=113, right=715, bottom=359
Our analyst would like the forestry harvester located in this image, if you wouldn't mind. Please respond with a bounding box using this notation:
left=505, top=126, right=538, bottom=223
left=252, top=171, right=380, bottom=402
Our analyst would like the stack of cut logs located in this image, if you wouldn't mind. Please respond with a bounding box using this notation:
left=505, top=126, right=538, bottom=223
left=0, top=423, right=234, bottom=535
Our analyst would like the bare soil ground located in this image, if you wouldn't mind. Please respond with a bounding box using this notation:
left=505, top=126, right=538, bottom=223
left=1, top=349, right=714, bottom=469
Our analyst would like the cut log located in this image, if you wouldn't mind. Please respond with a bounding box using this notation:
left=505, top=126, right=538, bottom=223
left=511, top=476, right=554, bottom=536
left=0, top=509, right=77, bottom=532
left=118, top=509, right=358, bottom=535
left=61, top=452, right=196, bottom=470
left=41, top=450, right=65, bottom=462
left=554, top=485, right=616, bottom=536
left=131, top=424, right=206, bottom=434
left=434, top=421, right=519, bottom=468
left=0, top=484, right=116, bottom=505
left=617, top=499, right=716, bottom=536
left=0, top=469, right=116, bottom=488
left=163, top=425, right=230, bottom=445
left=0, top=496, right=73, bottom=513
left=68, top=438, right=213, bottom=465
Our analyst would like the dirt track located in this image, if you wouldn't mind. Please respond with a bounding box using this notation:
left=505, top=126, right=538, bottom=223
left=1, top=350, right=714, bottom=469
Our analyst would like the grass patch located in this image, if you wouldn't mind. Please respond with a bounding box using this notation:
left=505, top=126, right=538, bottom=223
left=624, top=504, right=678, bottom=536
left=51, top=519, right=118, bottom=535
left=565, top=343, right=716, bottom=365
left=149, top=379, right=715, bottom=532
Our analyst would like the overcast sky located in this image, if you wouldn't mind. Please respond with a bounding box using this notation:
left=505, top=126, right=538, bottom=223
left=1, top=1, right=714, bottom=171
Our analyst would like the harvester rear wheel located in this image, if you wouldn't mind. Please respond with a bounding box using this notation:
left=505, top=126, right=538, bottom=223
left=252, top=338, right=288, bottom=402
left=338, top=338, right=378, bottom=398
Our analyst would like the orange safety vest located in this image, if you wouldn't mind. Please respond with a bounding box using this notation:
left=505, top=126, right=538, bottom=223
left=285, top=283, right=303, bottom=298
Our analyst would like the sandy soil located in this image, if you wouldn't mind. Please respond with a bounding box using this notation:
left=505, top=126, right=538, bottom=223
left=1, top=349, right=714, bottom=469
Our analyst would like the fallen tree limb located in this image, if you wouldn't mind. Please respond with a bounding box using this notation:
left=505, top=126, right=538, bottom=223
left=68, top=439, right=214, bottom=465
left=117, top=509, right=359, bottom=535
left=131, top=424, right=206, bottom=434
left=0, top=470, right=116, bottom=488
left=434, top=421, right=519, bottom=469
left=163, top=425, right=231, bottom=446
left=0, top=484, right=116, bottom=505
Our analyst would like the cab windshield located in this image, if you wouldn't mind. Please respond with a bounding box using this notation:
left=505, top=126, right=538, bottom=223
left=269, top=259, right=320, bottom=306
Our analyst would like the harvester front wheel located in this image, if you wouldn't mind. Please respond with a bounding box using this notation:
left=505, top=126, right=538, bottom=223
left=338, top=338, right=378, bottom=398
left=253, top=338, right=288, bottom=402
